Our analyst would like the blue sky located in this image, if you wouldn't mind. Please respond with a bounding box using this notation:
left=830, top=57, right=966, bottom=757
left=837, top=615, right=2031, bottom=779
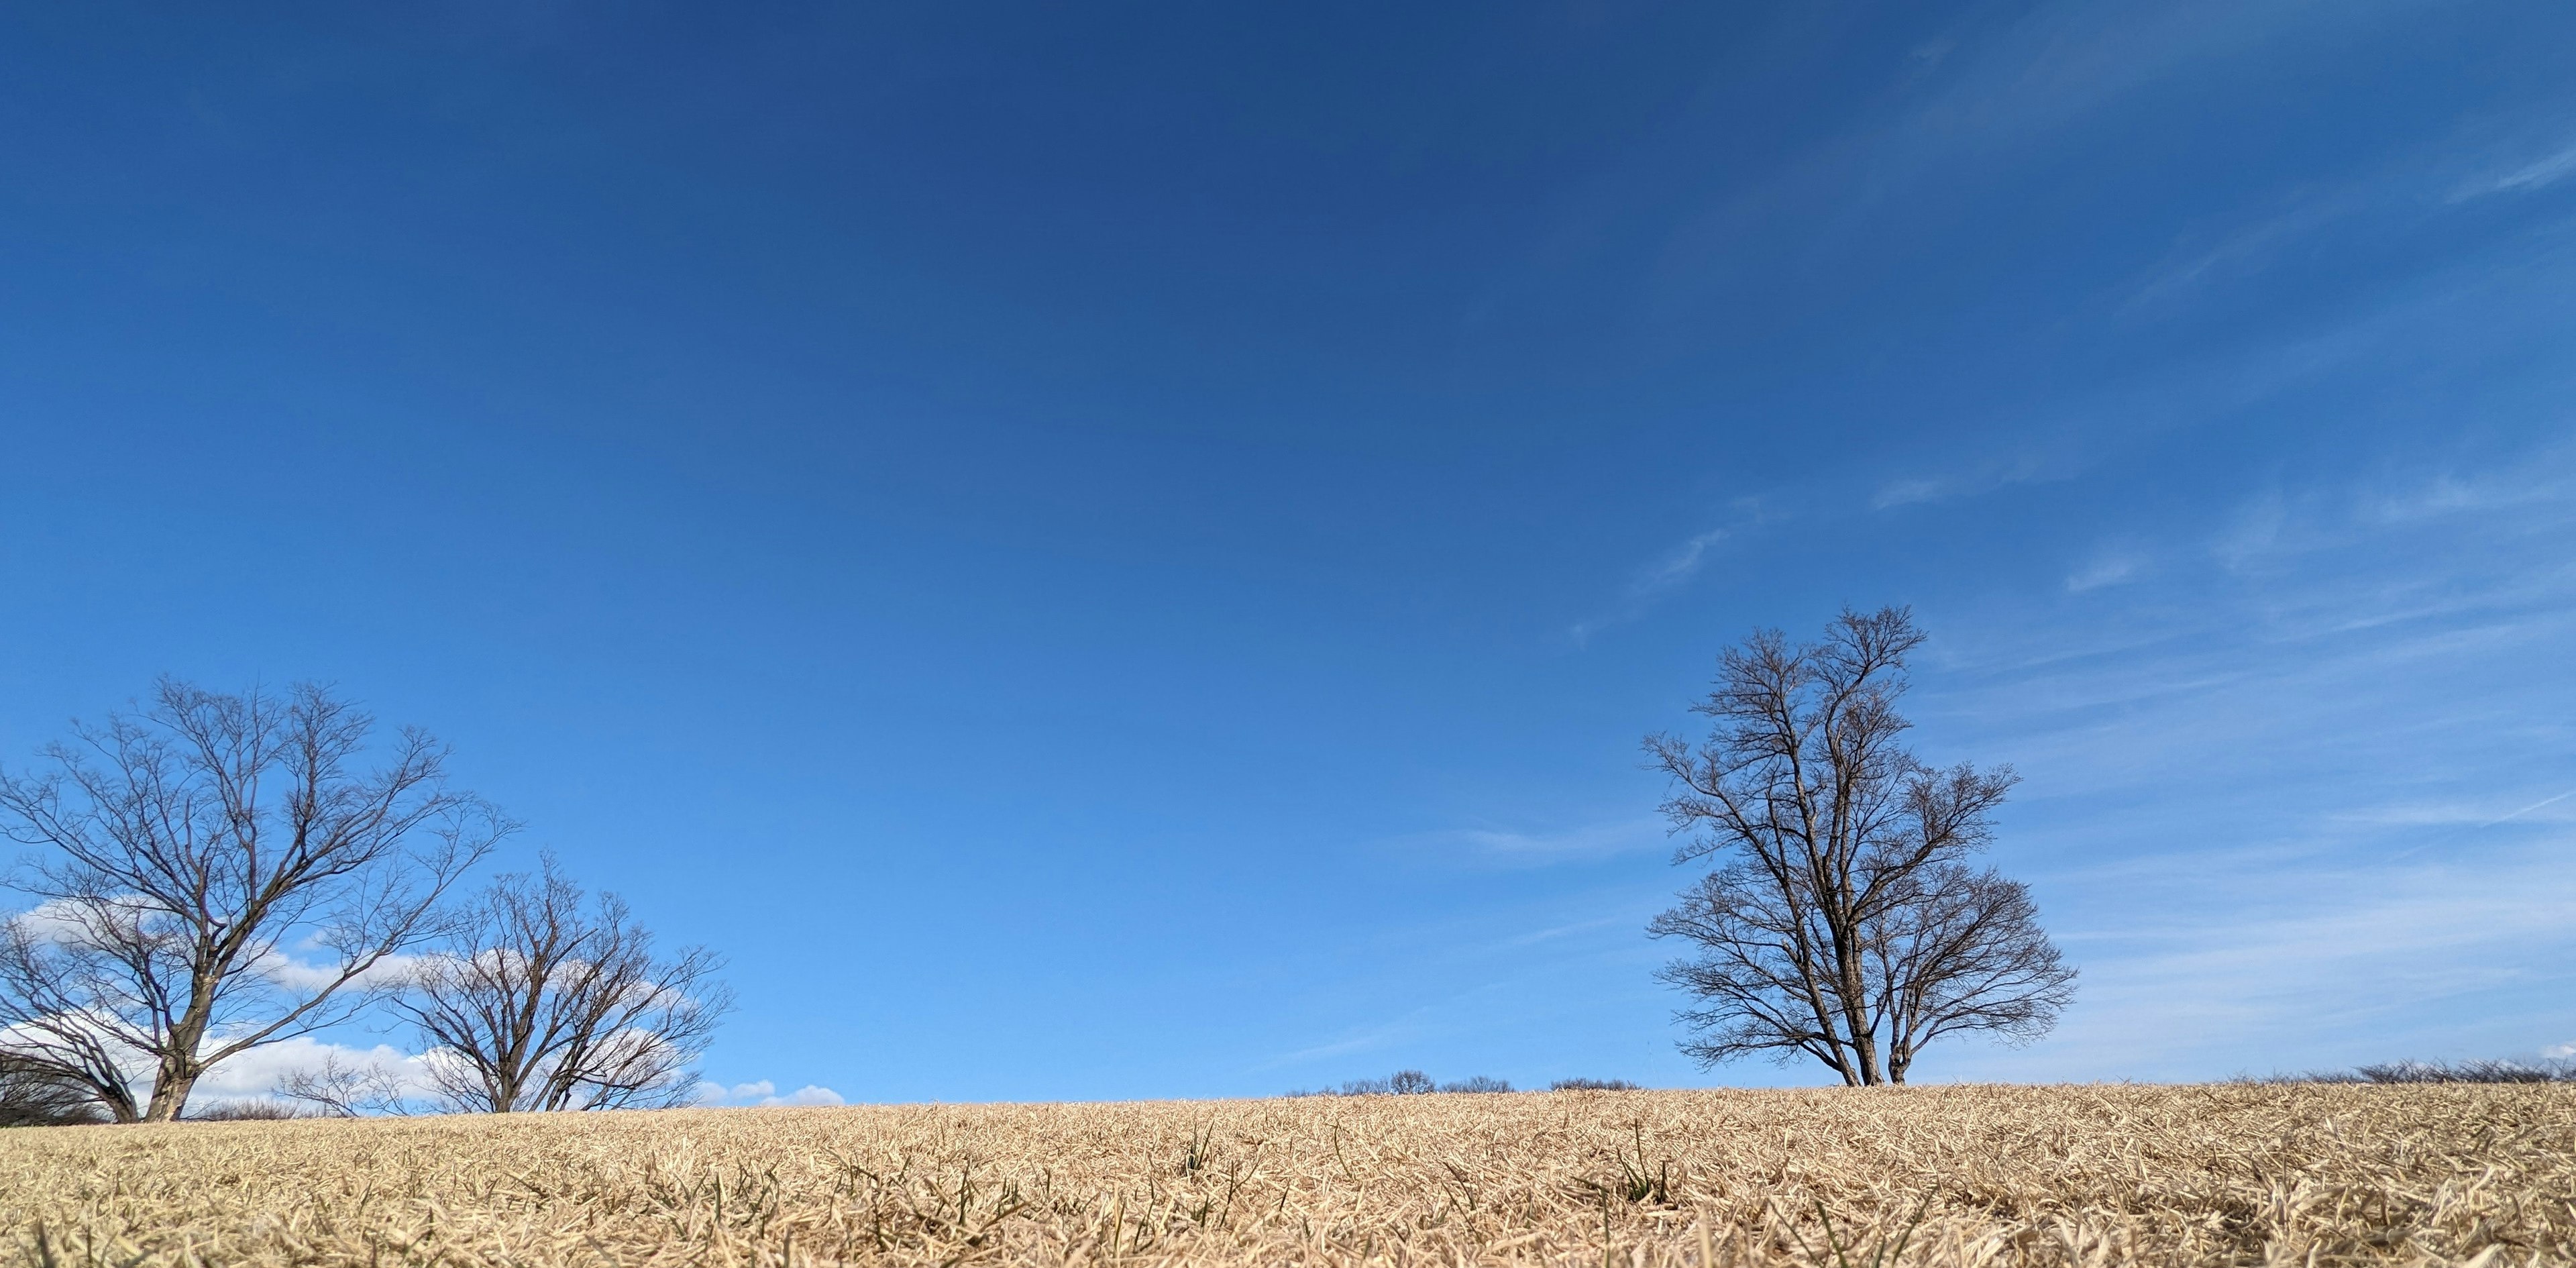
left=2, top=0, right=2572, bottom=1103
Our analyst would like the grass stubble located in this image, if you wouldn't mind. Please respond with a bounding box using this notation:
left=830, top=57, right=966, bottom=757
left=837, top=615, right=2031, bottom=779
left=1, top=1084, right=2568, bottom=1266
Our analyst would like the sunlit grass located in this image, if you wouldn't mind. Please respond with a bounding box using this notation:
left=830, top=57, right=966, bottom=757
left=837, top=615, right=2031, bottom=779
left=3, top=1083, right=2567, bottom=1265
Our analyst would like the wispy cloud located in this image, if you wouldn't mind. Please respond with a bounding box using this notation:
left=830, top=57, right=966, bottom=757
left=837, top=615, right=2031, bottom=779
left=1494, top=914, right=1632, bottom=950
left=1633, top=528, right=1731, bottom=594
left=1569, top=502, right=1768, bottom=643
left=2012, top=843, right=2576, bottom=1077
left=1258, top=1017, right=1426, bottom=1071
left=2214, top=454, right=2576, bottom=575
left=1407, top=817, right=1666, bottom=864
left=2450, top=138, right=2576, bottom=203
left=1648, top=0, right=2432, bottom=319
left=2123, top=191, right=2374, bottom=310
left=2118, top=106, right=2576, bottom=313
left=1872, top=452, right=2079, bottom=511
left=2484, top=788, right=2576, bottom=828
left=1909, top=439, right=2576, bottom=1077
left=2065, top=543, right=2151, bottom=593
left=2329, top=792, right=2576, bottom=829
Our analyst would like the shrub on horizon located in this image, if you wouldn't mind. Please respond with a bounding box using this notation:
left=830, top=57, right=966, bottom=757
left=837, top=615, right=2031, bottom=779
left=1288, top=1069, right=1512, bottom=1096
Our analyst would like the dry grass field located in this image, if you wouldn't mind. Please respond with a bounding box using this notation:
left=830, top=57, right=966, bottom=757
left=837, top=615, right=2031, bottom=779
left=3, top=1084, right=2569, bottom=1267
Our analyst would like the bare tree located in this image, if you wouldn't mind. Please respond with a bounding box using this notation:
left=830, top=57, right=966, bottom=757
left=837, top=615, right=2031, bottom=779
left=0, top=681, right=504, bottom=1122
left=392, top=855, right=730, bottom=1113
left=0, top=1053, right=107, bottom=1126
left=274, top=1049, right=413, bottom=1118
left=1645, top=608, right=2074, bottom=1086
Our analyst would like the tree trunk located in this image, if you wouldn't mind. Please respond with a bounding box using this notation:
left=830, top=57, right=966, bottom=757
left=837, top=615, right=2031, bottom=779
left=143, top=1068, right=197, bottom=1122
left=103, top=1088, right=145, bottom=1124
left=1835, top=941, right=1884, bottom=1085
left=144, top=987, right=220, bottom=1122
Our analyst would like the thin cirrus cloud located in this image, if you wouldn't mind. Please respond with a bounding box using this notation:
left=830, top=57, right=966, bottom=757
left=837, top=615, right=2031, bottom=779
left=2127, top=116, right=2576, bottom=308
left=2064, top=547, right=2150, bottom=594
left=1904, top=441, right=2576, bottom=1077
left=1568, top=502, right=1773, bottom=645
left=1411, top=818, right=1666, bottom=863
left=1871, top=452, right=2082, bottom=511
left=2449, top=136, right=2576, bottom=203
left=1646, top=0, right=2420, bottom=310
left=1991, top=845, right=2576, bottom=1079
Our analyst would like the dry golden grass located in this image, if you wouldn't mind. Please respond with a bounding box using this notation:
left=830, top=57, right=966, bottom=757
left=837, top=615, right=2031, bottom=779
left=3, top=1084, right=2569, bottom=1267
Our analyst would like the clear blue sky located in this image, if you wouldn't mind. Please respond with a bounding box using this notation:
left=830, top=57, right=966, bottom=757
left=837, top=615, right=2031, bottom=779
left=3, top=1, right=2572, bottom=1103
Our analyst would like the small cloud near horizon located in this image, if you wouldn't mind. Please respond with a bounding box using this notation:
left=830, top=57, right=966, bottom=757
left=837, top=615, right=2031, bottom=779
left=693, top=1079, right=847, bottom=1108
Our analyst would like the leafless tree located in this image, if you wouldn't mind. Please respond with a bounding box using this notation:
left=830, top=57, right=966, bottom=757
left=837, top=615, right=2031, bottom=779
left=0, top=1053, right=106, bottom=1126
left=0, top=681, right=504, bottom=1122
left=390, top=855, right=730, bottom=1113
left=274, top=1049, right=413, bottom=1118
left=1645, top=607, right=2074, bottom=1086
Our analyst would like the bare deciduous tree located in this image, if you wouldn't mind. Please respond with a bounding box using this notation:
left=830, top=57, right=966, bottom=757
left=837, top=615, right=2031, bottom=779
left=274, top=1049, right=413, bottom=1118
left=1645, top=607, right=2074, bottom=1086
left=391, top=856, right=730, bottom=1113
left=0, top=681, right=504, bottom=1122
left=0, top=1053, right=106, bottom=1126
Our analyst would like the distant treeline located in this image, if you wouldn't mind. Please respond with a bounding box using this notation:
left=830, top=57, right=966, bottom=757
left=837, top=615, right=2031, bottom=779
left=2271, top=1059, right=2576, bottom=1085
left=1285, top=1071, right=1643, bottom=1096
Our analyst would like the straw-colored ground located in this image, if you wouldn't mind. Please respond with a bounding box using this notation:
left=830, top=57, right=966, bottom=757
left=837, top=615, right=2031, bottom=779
left=3, top=1084, right=2569, bottom=1267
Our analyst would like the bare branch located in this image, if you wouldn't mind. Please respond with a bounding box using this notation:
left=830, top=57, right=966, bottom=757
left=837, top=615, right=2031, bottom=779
left=398, top=855, right=732, bottom=1114
left=1647, top=608, right=2072, bottom=1085
left=0, top=680, right=507, bottom=1121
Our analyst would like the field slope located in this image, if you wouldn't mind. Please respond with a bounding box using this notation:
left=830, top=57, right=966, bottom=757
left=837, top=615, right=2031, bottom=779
left=3, top=1084, right=2568, bottom=1266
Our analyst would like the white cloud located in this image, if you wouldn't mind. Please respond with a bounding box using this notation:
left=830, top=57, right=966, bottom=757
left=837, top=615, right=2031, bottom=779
left=187, top=1036, right=439, bottom=1104
left=692, top=1079, right=845, bottom=1108
left=253, top=949, right=424, bottom=994
left=8, top=902, right=424, bottom=995
left=764, top=1084, right=845, bottom=1106
left=2544, top=1042, right=2575, bottom=1059
left=6, top=899, right=87, bottom=944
